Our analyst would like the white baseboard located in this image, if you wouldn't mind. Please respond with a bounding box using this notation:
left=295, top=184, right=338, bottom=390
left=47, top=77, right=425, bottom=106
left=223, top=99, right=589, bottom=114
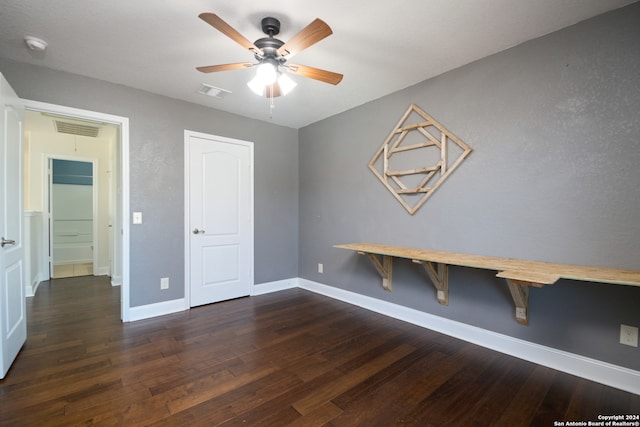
left=38, top=272, right=48, bottom=284
left=26, top=272, right=49, bottom=297
left=111, top=275, right=122, bottom=287
left=26, top=277, right=44, bottom=297
left=25, top=278, right=35, bottom=297
left=127, top=278, right=297, bottom=321
left=252, top=278, right=298, bottom=295
left=95, top=266, right=110, bottom=276
left=296, top=278, right=640, bottom=396
left=128, top=298, right=188, bottom=322
left=31, top=278, right=40, bottom=296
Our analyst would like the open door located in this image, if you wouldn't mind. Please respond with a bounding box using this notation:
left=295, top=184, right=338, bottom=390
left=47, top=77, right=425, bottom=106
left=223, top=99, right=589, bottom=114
left=0, top=73, right=26, bottom=379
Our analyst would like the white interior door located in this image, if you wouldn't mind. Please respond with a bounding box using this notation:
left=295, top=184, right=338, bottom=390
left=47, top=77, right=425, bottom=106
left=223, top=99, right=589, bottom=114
left=0, top=73, right=26, bottom=379
left=186, top=131, right=253, bottom=307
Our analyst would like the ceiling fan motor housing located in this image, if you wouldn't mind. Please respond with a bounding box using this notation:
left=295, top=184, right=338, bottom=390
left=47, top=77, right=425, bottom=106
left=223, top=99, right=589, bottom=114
left=255, top=18, right=285, bottom=63
left=261, top=17, right=280, bottom=36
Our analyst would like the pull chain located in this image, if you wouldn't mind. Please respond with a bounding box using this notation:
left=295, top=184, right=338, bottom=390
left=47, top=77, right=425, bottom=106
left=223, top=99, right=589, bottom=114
left=269, top=84, right=275, bottom=119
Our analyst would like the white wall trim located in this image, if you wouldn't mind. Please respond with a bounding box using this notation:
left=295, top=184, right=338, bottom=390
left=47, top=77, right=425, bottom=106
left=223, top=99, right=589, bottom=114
left=252, top=278, right=298, bottom=295
left=128, top=298, right=188, bottom=322
left=25, top=277, right=41, bottom=297
left=22, top=99, right=130, bottom=322
left=37, top=272, right=48, bottom=284
left=295, top=278, right=640, bottom=396
left=95, top=266, right=110, bottom=276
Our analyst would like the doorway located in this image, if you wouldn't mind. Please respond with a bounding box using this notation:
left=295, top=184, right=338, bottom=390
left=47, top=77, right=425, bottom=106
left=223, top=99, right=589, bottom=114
left=49, top=158, right=96, bottom=278
left=24, top=111, right=114, bottom=282
left=22, top=100, right=131, bottom=321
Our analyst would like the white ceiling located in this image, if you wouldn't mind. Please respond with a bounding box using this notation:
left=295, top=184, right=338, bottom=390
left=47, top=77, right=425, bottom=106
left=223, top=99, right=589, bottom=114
left=0, top=0, right=636, bottom=129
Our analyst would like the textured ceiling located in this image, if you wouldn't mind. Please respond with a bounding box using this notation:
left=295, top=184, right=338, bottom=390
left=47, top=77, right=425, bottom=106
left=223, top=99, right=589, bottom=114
left=0, top=0, right=636, bottom=129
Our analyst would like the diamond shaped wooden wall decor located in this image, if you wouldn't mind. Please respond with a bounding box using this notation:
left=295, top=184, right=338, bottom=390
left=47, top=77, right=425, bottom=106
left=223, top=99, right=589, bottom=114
left=369, top=104, right=472, bottom=215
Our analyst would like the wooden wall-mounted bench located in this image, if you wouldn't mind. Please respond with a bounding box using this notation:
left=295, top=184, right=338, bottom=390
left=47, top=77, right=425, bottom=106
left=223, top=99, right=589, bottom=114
left=335, top=243, right=640, bottom=325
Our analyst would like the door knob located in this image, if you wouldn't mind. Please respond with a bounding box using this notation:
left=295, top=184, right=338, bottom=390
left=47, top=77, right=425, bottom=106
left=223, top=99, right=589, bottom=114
left=192, top=228, right=205, bottom=235
left=1, top=237, right=16, bottom=247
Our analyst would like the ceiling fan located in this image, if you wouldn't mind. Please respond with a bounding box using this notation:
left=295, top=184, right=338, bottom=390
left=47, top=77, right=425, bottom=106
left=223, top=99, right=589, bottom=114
left=197, top=13, right=343, bottom=97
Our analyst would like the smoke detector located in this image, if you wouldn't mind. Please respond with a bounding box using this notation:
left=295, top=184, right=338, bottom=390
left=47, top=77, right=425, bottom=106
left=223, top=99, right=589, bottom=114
left=24, top=36, right=48, bottom=51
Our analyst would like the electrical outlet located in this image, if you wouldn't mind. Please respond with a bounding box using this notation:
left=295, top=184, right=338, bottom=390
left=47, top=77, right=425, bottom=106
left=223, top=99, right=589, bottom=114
left=318, top=263, right=323, bottom=274
left=620, top=324, right=638, bottom=347
left=161, top=277, right=169, bottom=290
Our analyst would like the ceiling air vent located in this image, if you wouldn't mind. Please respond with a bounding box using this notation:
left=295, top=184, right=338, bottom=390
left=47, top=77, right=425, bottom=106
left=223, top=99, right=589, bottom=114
left=197, top=83, right=231, bottom=99
left=54, top=120, right=100, bottom=137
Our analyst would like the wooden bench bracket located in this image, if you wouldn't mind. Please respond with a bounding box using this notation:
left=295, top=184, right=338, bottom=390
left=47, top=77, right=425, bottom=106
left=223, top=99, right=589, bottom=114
left=505, top=279, right=531, bottom=325
left=358, top=251, right=393, bottom=291
left=413, top=260, right=449, bottom=305
left=497, top=270, right=558, bottom=325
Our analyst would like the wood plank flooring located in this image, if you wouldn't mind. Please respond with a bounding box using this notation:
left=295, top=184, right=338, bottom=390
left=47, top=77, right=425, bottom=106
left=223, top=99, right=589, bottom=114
left=1, top=276, right=638, bottom=426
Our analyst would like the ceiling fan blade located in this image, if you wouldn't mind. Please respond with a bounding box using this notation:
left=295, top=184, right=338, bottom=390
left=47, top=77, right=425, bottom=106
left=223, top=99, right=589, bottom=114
left=277, top=18, right=332, bottom=58
left=266, top=82, right=282, bottom=98
left=199, top=13, right=260, bottom=54
left=288, top=64, right=343, bottom=85
left=196, top=62, right=254, bottom=73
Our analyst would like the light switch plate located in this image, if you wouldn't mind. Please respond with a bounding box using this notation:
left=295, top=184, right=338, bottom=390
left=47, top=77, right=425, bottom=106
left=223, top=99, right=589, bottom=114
left=133, top=212, right=142, bottom=224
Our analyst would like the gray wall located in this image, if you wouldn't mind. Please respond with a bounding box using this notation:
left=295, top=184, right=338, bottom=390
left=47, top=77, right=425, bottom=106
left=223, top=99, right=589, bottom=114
left=0, top=58, right=299, bottom=307
left=299, top=3, right=640, bottom=370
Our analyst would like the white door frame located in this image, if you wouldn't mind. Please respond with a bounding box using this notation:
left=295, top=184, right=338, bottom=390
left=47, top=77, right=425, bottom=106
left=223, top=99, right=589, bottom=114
left=183, top=130, right=254, bottom=308
left=45, top=156, right=98, bottom=278
left=23, top=99, right=131, bottom=321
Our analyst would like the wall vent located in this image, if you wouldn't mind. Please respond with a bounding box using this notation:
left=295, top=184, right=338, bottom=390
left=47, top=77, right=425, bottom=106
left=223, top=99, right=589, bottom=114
left=197, top=83, right=231, bottom=99
left=54, top=120, right=100, bottom=138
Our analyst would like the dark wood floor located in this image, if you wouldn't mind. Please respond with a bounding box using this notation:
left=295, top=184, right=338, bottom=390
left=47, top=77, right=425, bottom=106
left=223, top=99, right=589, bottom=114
left=1, top=277, right=638, bottom=426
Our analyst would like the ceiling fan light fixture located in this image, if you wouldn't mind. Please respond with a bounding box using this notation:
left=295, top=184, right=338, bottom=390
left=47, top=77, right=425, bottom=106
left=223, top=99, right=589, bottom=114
left=277, top=73, right=297, bottom=96
left=255, top=60, right=278, bottom=86
left=247, top=75, right=265, bottom=96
